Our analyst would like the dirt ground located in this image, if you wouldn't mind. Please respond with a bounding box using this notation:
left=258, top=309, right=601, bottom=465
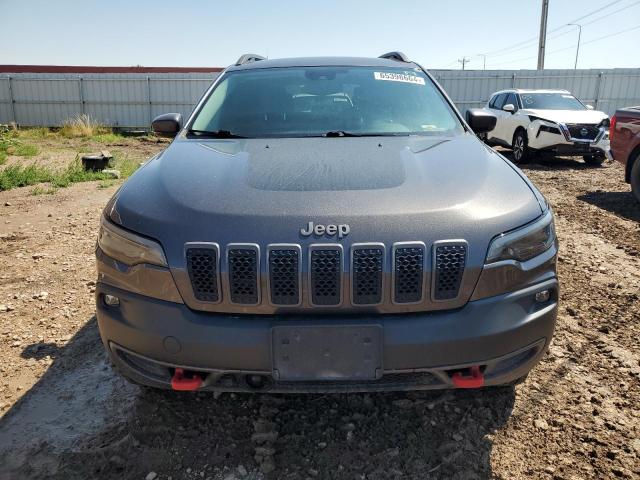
left=0, top=139, right=638, bottom=479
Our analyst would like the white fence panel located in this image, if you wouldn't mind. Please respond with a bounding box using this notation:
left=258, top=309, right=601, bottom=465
left=1, top=69, right=639, bottom=128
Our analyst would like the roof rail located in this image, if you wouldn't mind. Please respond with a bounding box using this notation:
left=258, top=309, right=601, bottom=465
left=378, top=51, right=410, bottom=63
left=235, top=54, right=266, bottom=66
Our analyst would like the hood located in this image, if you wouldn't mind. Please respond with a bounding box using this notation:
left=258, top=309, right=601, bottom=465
left=523, top=108, right=608, bottom=125
left=112, top=133, right=543, bottom=268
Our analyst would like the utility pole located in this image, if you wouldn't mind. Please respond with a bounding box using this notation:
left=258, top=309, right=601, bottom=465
left=478, top=54, right=487, bottom=70
left=568, top=23, right=582, bottom=69
left=458, top=57, right=470, bottom=70
left=537, top=0, right=549, bottom=69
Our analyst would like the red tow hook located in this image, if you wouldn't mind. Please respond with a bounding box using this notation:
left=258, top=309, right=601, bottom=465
left=451, top=366, right=484, bottom=389
left=171, top=368, right=203, bottom=391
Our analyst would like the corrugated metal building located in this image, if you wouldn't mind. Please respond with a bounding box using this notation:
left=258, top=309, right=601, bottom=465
left=1, top=65, right=639, bottom=128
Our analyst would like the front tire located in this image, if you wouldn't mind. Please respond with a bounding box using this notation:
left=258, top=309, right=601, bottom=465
left=512, top=130, right=530, bottom=164
left=631, top=155, right=640, bottom=203
left=583, top=154, right=605, bottom=166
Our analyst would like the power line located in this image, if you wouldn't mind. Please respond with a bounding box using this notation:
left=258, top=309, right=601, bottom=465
left=581, top=22, right=640, bottom=46
left=483, top=8, right=634, bottom=61
left=487, top=22, right=640, bottom=67
left=483, top=29, right=574, bottom=59
left=580, top=0, right=640, bottom=26
left=566, top=0, right=625, bottom=24
left=484, top=0, right=640, bottom=60
left=481, top=0, right=628, bottom=58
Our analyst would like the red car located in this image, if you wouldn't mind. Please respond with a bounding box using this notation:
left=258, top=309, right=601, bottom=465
left=610, top=107, right=640, bottom=202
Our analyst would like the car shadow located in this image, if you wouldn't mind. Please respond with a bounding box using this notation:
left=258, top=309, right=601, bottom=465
left=0, top=317, right=517, bottom=480
left=578, top=191, right=640, bottom=223
left=0, top=316, right=139, bottom=480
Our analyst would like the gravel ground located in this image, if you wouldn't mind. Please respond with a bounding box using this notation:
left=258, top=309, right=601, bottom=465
left=0, top=142, right=638, bottom=479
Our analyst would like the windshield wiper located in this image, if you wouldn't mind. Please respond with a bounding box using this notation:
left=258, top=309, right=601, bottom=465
left=187, top=129, right=247, bottom=139
left=321, top=131, right=413, bottom=137
left=322, top=130, right=365, bottom=137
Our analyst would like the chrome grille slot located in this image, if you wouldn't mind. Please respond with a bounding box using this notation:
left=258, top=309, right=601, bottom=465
left=186, top=247, right=219, bottom=302
left=228, top=247, right=259, bottom=304
left=352, top=246, right=384, bottom=305
left=310, top=248, right=342, bottom=306
left=269, top=248, right=300, bottom=305
left=434, top=243, right=466, bottom=300
left=393, top=245, right=425, bottom=304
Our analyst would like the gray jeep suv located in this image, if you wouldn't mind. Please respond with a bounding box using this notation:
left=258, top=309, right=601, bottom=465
left=96, top=52, right=558, bottom=392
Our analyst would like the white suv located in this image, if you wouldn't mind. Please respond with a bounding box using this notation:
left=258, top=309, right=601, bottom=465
left=482, top=89, right=610, bottom=165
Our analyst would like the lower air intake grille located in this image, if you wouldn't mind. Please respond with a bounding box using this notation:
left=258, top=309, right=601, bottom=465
left=434, top=244, right=466, bottom=300
left=310, top=249, right=341, bottom=305
left=186, top=248, right=219, bottom=302
left=228, top=248, right=258, bottom=304
left=352, top=247, right=383, bottom=305
left=394, top=246, right=424, bottom=303
left=269, top=249, right=300, bottom=305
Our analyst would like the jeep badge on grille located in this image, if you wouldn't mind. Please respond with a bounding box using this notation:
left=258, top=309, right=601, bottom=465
left=300, top=221, right=350, bottom=239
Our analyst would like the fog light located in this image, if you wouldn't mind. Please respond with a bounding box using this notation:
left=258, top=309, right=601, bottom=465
left=535, top=290, right=550, bottom=303
left=104, top=294, right=120, bottom=306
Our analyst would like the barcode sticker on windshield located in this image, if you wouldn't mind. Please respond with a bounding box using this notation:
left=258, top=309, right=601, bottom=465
left=374, top=72, right=425, bottom=85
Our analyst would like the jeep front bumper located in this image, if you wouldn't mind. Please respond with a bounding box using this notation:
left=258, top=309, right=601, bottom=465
left=96, top=278, right=558, bottom=393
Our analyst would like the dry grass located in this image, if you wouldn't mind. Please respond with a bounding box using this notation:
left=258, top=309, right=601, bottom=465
left=59, top=114, right=111, bottom=138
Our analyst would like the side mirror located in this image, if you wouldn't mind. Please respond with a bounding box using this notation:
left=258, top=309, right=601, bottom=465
left=585, top=104, right=594, bottom=110
left=152, top=113, right=183, bottom=138
left=503, top=103, right=515, bottom=113
left=466, top=109, right=497, bottom=134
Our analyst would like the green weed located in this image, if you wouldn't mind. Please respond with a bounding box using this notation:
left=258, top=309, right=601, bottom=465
left=97, top=180, right=116, bottom=189
left=14, top=143, right=39, bottom=157
left=0, top=156, right=140, bottom=191
left=93, top=133, right=125, bottom=143
left=0, top=129, right=39, bottom=158
left=31, top=185, right=58, bottom=195
left=18, top=127, right=52, bottom=139
left=0, top=164, right=53, bottom=190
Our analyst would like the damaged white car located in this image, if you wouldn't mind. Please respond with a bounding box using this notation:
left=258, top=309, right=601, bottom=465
left=482, top=89, right=610, bottom=165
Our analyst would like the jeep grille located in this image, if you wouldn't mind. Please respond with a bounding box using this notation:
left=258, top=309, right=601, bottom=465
left=186, top=248, right=219, bottom=302
left=184, top=241, right=470, bottom=310
left=393, top=245, right=425, bottom=304
left=352, top=246, right=384, bottom=305
left=310, top=248, right=342, bottom=306
left=268, top=248, right=300, bottom=305
left=228, top=248, right=259, bottom=304
left=434, top=244, right=467, bottom=300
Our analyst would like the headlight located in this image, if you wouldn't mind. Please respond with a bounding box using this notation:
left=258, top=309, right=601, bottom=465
left=98, top=215, right=167, bottom=267
left=486, top=210, right=556, bottom=264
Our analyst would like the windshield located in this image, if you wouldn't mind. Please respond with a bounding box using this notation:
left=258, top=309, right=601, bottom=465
left=520, top=92, right=586, bottom=111
left=189, top=66, right=463, bottom=138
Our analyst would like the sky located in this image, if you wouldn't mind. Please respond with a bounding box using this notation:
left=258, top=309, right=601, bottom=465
left=1, top=0, right=639, bottom=70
